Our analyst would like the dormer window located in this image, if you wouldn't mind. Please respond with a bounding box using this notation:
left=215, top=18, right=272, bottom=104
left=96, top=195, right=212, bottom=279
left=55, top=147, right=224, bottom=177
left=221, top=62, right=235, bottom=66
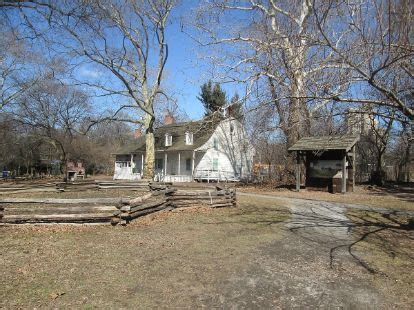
left=165, top=133, right=172, bottom=146
left=185, top=131, right=193, bottom=145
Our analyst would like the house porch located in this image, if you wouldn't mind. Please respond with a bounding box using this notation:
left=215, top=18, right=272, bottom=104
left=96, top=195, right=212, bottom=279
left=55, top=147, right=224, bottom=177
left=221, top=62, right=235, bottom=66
left=154, top=151, right=198, bottom=182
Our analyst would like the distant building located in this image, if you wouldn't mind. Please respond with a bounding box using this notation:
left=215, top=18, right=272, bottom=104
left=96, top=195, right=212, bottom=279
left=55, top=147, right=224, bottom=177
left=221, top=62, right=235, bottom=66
left=67, top=162, right=85, bottom=181
left=346, top=109, right=372, bottom=135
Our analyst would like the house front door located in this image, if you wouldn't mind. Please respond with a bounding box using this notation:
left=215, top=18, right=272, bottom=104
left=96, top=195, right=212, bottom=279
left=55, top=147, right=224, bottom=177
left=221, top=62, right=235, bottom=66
left=170, top=159, right=176, bottom=175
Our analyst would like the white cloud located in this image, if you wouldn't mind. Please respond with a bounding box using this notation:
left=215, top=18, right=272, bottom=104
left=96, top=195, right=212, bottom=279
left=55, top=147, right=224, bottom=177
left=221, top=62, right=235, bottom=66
left=79, top=67, right=103, bottom=78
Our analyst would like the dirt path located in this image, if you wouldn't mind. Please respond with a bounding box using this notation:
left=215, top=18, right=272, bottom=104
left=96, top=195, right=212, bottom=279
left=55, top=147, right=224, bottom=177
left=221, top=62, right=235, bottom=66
left=237, top=192, right=414, bottom=308
left=239, top=191, right=412, bottom=245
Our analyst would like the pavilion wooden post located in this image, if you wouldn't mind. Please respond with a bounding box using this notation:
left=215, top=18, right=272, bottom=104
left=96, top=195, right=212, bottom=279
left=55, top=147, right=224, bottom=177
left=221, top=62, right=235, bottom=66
left=352, top=146, right=356, bottom=189
left=141, top=154, right=144, bottom=174
left=296, top=151, right=301, bottom=192
left=178, top=152, right=181, bottom=175
left=342, top=152, right=347, bottom=194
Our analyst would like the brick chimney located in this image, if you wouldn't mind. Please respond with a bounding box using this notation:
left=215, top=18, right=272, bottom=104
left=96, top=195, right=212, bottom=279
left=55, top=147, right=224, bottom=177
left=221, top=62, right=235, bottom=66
left=134, top=128, right=142, bottom=139
left=164, top=114, right=175, bottom=125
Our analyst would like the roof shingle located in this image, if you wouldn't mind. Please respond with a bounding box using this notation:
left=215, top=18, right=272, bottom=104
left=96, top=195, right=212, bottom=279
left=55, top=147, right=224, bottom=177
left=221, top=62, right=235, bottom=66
left=113, top=115, right=221, bottom=155
left=288, top=135, right=359, bottom=152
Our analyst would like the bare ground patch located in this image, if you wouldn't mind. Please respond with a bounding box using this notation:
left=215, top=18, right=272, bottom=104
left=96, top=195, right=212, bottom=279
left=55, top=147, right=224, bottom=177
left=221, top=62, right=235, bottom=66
left=239, top=184, right=414, bottom=210
left=1, top=194, right=413, bottom=308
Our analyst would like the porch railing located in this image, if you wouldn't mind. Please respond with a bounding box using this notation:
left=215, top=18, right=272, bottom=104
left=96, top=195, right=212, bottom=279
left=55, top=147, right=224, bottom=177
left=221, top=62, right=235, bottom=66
left=193, top=169, right=239, bottom=182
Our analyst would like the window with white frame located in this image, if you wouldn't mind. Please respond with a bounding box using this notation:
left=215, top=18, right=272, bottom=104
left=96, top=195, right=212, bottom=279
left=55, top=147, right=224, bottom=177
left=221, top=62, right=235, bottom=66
left=165, top=133, right=172, bottom=146
left=213, top=138, right=219, bottom=150
left=212, top=158, right=219, bottom=171
left=185, top=131, right=193, bottom=145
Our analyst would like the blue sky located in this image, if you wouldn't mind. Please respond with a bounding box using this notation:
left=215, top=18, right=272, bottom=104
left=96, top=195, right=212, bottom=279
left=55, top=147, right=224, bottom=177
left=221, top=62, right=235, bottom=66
left=5, top=0, right=244, bottom=121
left=164, top=12, right=206, bottom=119
left=75, top=0, right=241, bottom=120
left=156, top=1, right=242, bottom=119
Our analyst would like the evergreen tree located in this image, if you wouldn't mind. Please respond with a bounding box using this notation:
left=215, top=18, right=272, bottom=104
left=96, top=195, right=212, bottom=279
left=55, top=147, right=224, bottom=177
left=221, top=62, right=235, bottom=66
left=197, top=81, right=227, bottom=116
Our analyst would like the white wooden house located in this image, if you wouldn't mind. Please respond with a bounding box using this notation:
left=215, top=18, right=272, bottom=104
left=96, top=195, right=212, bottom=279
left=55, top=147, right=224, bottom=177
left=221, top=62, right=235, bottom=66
left=113, top=110, right=255, bottom=182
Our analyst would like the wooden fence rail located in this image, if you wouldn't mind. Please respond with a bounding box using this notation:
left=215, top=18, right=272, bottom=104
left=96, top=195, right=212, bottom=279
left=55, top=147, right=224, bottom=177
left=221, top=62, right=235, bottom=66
left=0, top=183, right=236, bottom=225
left=167, top=187, right=236, bottom=208
left=0, top=180, right=153, bottom=194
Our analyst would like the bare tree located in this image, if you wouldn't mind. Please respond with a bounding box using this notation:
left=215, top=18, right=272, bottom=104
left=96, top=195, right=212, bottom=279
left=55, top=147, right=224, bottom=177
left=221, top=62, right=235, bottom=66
left=1, top=0, right=175, bottom=178
left=192, top=0, right=349, bottom=147
left=0, top=14, right=44, bottom=110
left=367, top=111, right=395, bottom=185
left=9, top=81, right=91, bottom=173
left=312, top=0, right=414, bottom=122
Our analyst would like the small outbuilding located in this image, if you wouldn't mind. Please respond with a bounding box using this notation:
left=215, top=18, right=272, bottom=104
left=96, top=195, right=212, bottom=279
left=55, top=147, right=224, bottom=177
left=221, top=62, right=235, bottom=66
left=288, top=135, right=359, bottom=193
left=66, top=161, right=85, bottom=181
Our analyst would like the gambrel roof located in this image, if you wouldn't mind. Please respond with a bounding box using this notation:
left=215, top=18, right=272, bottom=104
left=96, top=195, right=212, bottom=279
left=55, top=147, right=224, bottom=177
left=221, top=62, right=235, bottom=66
left=288, top=135, right=359, bottom=152
left=114, top=115, right=221, bottom=155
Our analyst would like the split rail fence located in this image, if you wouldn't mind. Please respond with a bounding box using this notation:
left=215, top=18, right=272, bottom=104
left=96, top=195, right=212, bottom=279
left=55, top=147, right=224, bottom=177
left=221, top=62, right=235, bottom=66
left=0, top=181, right=236, bottom=225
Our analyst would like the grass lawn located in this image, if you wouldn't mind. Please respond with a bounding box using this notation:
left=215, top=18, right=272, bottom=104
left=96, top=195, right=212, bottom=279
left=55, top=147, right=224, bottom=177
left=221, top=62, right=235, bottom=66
left=0, top=195, right=288, bottom=308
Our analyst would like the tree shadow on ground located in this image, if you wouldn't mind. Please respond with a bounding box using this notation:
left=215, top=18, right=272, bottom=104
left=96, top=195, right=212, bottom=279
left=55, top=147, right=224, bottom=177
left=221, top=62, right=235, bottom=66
left=199, top=198, right=413, bottom=274
left=287, top=206, right=414, bottom=274
left=364, top=184, right=414, bottom=204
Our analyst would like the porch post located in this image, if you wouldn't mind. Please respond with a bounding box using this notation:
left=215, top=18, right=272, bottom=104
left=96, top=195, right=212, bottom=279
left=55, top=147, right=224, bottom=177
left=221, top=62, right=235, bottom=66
left=296, top=151, right=301, bottom=192
left=191, top=151, right=195, bottom=180
left=141, top=154, right=144, bottom=174
left=164, top=153, right=168, bottom=175
left=342, top=152, right=347, bottom=194
left=130, top=154, right=134, bottom=172
left=178, top=152, right=181, bottom=175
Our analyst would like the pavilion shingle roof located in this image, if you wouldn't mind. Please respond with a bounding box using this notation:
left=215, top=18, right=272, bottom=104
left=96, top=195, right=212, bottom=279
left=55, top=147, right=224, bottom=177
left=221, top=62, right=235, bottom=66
left=288, top=135, right=359, bottom=152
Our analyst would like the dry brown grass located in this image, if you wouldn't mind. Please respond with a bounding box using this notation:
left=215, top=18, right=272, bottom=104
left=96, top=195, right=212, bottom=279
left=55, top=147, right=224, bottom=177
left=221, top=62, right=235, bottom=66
left=0, top=195, right=288, bottom=308
left=240, top=184, right=414, bottom=210
left=1, top=183, right=413, bottom=308
left=346, top=209, right=414, bottom=304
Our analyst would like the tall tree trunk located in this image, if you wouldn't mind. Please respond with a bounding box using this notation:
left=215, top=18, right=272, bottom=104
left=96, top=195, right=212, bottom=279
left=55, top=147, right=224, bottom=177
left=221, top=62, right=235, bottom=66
left=377, top=151, right=383, bottom=172
left=408, top=123, right=414, bottom=182
left=143, top=113, right=155, bottom=179
left=375, top=149, right=385, bottom=185
left=287, top=72, right=304, bottom=147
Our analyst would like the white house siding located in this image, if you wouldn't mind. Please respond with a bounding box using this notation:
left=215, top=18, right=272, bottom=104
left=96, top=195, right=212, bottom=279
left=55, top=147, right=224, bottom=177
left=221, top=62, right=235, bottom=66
left=114, top=154, right=143, bottom=180
left=194, top=118, right=255, bottom=181
left=114, top=118, right=254, bottom=182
